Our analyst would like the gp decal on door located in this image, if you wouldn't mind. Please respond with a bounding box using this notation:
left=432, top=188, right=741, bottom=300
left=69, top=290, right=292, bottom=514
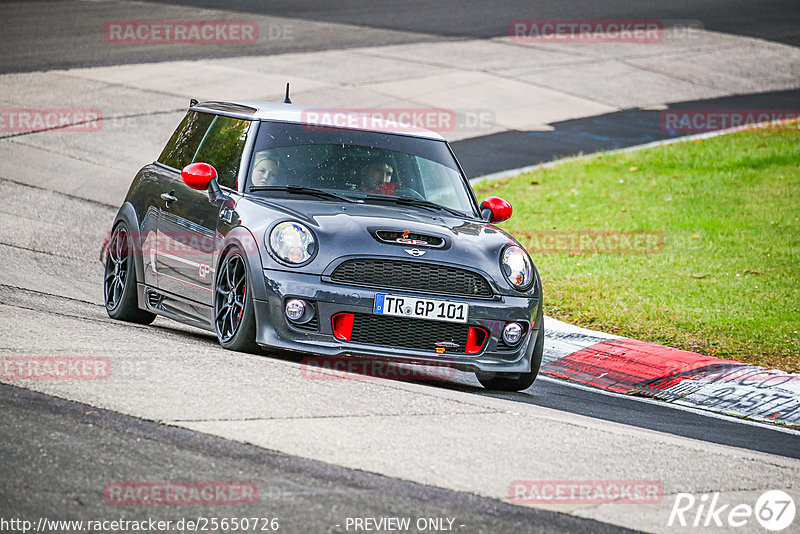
left=150, top=249, right=215, bottom=291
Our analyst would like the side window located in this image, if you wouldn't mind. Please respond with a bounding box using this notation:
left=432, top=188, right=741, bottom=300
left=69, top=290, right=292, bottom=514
left=193, top=116, right=250, bottom=189
left=157, top=111, right=214, bottom=170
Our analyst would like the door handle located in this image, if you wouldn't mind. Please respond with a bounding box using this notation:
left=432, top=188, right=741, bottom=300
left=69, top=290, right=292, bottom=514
left=161, top=192, right=177, bottom=207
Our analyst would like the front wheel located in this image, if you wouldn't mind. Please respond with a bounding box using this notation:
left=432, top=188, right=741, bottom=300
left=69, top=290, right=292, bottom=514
left=214, top=248, right=260, bottom=353
left=476, top=324, right=544, bottom=392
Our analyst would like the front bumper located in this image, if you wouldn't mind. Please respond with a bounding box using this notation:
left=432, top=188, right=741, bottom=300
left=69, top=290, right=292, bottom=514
left=253, top=269, right=541, bottom=374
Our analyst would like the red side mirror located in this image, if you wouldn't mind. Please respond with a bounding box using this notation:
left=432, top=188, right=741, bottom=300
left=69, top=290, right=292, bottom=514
left=181, top=162, right=218, bottom=190
left=480, top=196, right=512, bottom=223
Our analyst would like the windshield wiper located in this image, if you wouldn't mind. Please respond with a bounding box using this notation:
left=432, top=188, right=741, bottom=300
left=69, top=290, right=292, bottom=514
left=361, top=194, right=468, bottom=218
left=248, top=185, right=357, bottom=203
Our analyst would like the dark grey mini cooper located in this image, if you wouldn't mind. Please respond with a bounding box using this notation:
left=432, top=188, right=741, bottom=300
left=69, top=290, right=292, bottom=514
left=104, top=98, right=543, bottom=391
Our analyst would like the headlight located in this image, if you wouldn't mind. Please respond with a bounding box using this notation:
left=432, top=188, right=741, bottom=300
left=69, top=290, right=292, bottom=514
left=269, top=222, right=316, bottom=265
left=502, top=246, right=533, bottom=289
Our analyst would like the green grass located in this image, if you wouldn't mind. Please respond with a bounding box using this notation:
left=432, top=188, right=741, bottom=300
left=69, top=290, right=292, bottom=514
left=475, top=125, right=800, bottom=372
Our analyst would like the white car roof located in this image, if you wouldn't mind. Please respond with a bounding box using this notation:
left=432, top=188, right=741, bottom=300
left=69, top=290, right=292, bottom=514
left=192, top=100, right=446, bottom=141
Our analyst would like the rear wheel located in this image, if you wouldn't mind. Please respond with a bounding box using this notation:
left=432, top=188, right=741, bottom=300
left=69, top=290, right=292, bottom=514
left=104, top=223, right=156, bottom=324
left=214, top=248, right=260, bottom=353
left=477, top=324, right=544, bottom=392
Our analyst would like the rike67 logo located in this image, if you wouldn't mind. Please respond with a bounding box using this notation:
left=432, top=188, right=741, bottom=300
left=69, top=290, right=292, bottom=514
left=669, top=490, right=795, bottom=531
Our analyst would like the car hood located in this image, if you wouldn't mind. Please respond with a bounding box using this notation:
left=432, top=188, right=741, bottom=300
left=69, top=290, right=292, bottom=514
left=238, top=196, right=526, bottom=290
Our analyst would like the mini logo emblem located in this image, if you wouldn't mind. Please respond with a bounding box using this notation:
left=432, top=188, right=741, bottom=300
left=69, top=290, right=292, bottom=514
left=434, top=341, right=460, bottom=348
left=405, top=248, right=426, bottom=257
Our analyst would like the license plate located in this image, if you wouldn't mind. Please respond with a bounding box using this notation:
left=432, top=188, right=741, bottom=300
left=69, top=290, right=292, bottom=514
left=373, top=294, right=468, bottom=324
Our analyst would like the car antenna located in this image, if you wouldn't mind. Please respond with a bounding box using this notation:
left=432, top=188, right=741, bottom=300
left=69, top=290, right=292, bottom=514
left=282, top=83, right=292, bottom=104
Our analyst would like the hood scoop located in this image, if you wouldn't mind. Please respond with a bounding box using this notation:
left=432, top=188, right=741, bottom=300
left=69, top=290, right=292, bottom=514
left=374, top=229, right=446, bottom=248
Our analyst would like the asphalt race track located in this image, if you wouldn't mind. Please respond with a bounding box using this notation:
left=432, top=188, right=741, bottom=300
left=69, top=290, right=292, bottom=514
left=3, top=1, right=799, bottom=177
left=3, top=0, right=799, bottom=73
left=455, top=88, right=800, bottom=177
left=1, top=1, right=799, bottom=533
left=153, top=0, right=800, bottom=46
left=1, top=384, right=628, bottom=534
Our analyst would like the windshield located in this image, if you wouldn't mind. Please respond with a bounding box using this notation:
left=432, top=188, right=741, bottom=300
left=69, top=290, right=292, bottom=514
left=247, top=120, right=478, bottom=216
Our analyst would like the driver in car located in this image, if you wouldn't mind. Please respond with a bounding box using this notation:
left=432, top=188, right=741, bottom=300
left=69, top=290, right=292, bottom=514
left=251, top=154, right=282, bottom=186
left=360, top=160, right=396, bottom=195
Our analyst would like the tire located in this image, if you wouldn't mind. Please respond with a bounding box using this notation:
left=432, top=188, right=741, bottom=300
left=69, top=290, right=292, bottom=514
left=477, top=323, right=544, bottom=392
left=104, top=222, right=156, bottom=325
left=214, top=247, right=260, bottom=353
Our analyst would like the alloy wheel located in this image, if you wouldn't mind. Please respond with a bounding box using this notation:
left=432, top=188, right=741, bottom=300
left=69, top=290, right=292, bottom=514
left=215, top=254, right=247, bottom=342
left=104, top=226, right=129, bottom=310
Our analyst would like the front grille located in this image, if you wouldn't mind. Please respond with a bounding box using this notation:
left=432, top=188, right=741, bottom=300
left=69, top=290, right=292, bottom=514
left=349, top=313, right=471, bottom=353
left=293, top=314, right=319, bottom=332
left=496, top=337, right=518, bottom=351
left=330, top=259, right=493, bottom=298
